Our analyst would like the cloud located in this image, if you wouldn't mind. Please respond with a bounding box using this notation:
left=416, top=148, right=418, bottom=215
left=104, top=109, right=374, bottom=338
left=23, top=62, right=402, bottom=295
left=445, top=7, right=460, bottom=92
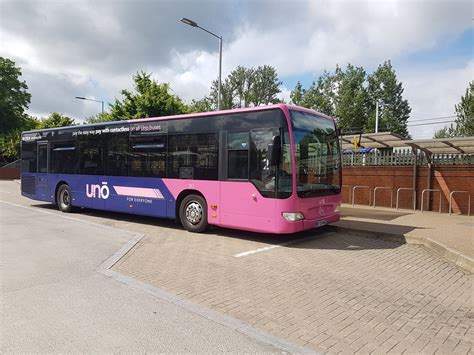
left=0, top=0, right=472, bottom=125
left=402, top=60, right=473, bottom=138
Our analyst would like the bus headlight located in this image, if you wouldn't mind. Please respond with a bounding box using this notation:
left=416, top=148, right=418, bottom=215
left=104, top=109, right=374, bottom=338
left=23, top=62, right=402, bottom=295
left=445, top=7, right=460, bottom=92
left=282, top=212, right=305, bottom=221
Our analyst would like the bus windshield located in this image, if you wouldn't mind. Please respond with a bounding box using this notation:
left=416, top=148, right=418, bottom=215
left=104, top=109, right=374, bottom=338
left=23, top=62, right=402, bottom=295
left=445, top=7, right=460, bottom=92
left=290, top=110, right=341, bottom=198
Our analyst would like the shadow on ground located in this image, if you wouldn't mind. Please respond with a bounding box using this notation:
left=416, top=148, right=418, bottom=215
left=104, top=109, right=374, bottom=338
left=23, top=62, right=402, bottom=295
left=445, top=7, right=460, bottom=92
left=31, top=203, right=408, bottom=251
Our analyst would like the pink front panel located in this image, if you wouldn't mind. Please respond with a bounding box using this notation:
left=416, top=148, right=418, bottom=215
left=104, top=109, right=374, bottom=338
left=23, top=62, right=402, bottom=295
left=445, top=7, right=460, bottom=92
left=220, top=181, right=276, bottom=233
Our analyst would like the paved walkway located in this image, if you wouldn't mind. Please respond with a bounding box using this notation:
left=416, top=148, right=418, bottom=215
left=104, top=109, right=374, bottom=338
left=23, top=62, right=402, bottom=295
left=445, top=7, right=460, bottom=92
left=336, top=205, right=473, bottom=272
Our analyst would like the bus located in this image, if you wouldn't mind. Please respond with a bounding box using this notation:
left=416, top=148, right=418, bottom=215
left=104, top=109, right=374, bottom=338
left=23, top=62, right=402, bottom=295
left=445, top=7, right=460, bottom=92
left=20, top=104, right=342, bottom=234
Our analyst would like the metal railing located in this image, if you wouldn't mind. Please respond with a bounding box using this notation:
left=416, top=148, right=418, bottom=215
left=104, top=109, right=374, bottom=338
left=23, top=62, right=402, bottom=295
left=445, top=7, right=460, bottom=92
left=0, top=159, right=20, bottom=169
left=373, top=187, right=393, bottom=208
left=342, top=151, right=474, bottom=166
left=449, top=191, right=471, bottom=216
left=421, top=189, right=442, bottom=213
left=352, top=186, right=371, bottom=206
left=396, top=188, right=416, bottom=211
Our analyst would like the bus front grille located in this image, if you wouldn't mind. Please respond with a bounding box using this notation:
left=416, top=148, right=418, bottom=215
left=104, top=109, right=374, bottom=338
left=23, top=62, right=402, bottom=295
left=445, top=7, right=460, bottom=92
left=21, top=175, right=36, bottom=194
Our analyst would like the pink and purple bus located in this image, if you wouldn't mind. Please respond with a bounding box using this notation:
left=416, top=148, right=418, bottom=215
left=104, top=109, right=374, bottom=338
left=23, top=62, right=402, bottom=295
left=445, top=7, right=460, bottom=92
left=20, top=104, right=341, bottom=234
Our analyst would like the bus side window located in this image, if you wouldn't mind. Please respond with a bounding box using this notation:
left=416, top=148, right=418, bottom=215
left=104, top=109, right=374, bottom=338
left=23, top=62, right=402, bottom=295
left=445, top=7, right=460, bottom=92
left=129, top=135, right=166, bottom=178
left=227, top=132, right=249, bottom=180
left=168, top=133, right=218, bottom=180
left=50, top=141, right=78, bottom=174
left=79, top=138, right=103, bottom=175
left=106, top=133, right=129, bottom=177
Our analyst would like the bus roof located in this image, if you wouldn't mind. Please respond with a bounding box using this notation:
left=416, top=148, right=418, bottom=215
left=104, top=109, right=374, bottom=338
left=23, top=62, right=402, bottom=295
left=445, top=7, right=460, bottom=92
left=22, top=103, right=335, bottom=134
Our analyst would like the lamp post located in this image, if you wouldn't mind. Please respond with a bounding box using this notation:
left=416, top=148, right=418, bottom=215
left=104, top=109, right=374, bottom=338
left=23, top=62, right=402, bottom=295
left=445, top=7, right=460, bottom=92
left=75, top=96, right=104, bottom=114
left=181, top=17, right=222, bottom=111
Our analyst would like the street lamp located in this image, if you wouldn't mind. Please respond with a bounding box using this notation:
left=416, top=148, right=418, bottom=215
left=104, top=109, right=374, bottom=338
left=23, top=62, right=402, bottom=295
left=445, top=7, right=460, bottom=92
left=181, top=17, right=222, bottom=111
left=75, top=96, right=105, bottom=114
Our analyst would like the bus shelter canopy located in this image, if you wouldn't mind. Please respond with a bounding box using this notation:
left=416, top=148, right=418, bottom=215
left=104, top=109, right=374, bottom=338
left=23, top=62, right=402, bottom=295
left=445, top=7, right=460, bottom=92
left=340, top=132, right=474, bottom=154
left=340, top=132, right=406, bottom=150
left=403, top=137, right=474, bottom=154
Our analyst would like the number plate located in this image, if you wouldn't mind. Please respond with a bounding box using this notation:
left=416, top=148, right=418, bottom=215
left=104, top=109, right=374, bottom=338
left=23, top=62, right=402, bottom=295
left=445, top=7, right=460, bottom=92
left=316, top=220, right=327, bottom=227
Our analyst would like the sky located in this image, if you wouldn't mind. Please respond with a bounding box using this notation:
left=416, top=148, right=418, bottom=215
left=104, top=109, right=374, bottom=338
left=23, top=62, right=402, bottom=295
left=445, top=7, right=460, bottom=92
left=0, top=0, right=472, bottom=139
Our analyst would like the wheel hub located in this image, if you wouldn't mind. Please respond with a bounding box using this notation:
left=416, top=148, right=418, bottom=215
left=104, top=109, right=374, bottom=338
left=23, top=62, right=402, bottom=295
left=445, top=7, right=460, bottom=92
left=185, top=202, right=203, bottom=225
left=60, top=189, right=70, bottom=209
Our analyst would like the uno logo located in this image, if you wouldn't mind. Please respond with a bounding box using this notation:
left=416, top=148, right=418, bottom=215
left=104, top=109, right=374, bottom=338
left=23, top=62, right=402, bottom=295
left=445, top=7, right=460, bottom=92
left=86, top=182, right=110, bottom=199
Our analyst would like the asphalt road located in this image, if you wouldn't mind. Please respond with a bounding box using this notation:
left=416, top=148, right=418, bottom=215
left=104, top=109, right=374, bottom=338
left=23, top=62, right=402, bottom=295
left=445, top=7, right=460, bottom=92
left=1, top=189, right=284, bottom=352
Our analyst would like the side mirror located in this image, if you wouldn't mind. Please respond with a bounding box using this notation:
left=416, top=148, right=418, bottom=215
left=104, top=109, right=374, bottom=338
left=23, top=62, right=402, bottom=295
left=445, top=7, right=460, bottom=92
left=267, top=135, right=281, bottom=166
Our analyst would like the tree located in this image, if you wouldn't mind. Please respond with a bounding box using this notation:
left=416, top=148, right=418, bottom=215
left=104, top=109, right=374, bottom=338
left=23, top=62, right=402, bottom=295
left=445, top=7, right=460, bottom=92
left=301, top=70, right=337, bottom=116
left=107, top=71, right=189, bottom=121
left=84, top=112, right=115, bottom=124
left=434, top=82, right=474, bottom=138
left=0, top=57, right=32, bottom=161
left=37, top=112, right=75, bottom=129
left=293, top=64, right=367, bottom=129
left=203, top=65, right=282, bottom=110
left=290, top=81, right=304, bottom=106
left=366, top=60, right=411, bottom=137
left=0, top=57, right=31, bottom=135
left=189, top=97, right=213, bottom=113
left=335, top=64, right=369, bottom=131
left=249, top=65, right=282, bottom=106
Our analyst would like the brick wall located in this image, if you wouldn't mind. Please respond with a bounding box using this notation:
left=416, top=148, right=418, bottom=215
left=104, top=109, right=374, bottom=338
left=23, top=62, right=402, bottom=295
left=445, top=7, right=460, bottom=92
left=342, top=165, right=474, bottom=214
left=0, top=168, right=20, bottom=180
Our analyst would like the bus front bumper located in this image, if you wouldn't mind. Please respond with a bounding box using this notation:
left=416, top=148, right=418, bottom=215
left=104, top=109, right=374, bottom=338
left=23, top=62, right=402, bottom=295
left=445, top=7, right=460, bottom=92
left=275, top=212, right=340, bottom=234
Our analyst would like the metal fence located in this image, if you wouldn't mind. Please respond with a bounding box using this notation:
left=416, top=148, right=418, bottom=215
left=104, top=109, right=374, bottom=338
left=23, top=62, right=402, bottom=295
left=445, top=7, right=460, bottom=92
left=342, top=151, right=474, bottom=166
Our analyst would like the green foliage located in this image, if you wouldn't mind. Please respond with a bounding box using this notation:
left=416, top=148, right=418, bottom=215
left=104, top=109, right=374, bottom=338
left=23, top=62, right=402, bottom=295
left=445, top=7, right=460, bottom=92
left=0, top=57, right=32, bottom=161
left=366, top=60, right=411, bottom=137
left=291, top=61, right=411, bottom=137
left=296, top=70, right=337, bottom=116
left=0, top=130, right=23, bottom=161
left=433, top=127, right=450, bottom=139
left=107, top=71, right=189, bottom=120
left=37, top=112, right=75, bottom=129
left=189, top=97, right=213, bottom=113
left=290, top=81, right=304, bottom=106
left=0, top=57, right=31, bottom=135
left=84, top=112, right=115, bottom=124
left=434, top=82, right=474, bottom=138
left=335, top=64, right=369, bottom=131
left=249, top=65, right=282, bottom=106
left=197, top=65, right=282, bottom=111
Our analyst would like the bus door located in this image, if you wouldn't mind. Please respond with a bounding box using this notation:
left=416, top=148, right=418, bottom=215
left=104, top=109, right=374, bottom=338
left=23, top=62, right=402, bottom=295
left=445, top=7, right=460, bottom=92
left=220, top=129, right=277, bottom=231
left=36, top=141, right=50, bottom=201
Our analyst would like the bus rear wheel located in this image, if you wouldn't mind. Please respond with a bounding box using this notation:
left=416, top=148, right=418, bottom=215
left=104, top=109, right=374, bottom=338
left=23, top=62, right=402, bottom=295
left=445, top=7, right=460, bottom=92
left=179, top=194, right=208, bottom=233
left=56, top=184, right=73, bottom=213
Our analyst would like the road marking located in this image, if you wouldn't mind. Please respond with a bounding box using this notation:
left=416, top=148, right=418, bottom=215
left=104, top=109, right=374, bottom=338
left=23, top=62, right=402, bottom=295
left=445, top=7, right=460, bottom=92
left=233, top=234, right=332, bottom=258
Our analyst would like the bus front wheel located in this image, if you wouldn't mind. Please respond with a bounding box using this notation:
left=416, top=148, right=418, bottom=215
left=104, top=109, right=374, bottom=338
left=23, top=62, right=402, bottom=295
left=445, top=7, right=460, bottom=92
left=56, top=184, right=73, bottom=213
left=179, top=194, right=208, bottom=233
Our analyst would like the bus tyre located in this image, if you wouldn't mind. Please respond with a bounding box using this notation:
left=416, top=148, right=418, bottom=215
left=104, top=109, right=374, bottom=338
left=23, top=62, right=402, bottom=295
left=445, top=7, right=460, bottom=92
left=56, top=184, right=73, bottom=213
left=179, top=194, right=208, bottom=233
